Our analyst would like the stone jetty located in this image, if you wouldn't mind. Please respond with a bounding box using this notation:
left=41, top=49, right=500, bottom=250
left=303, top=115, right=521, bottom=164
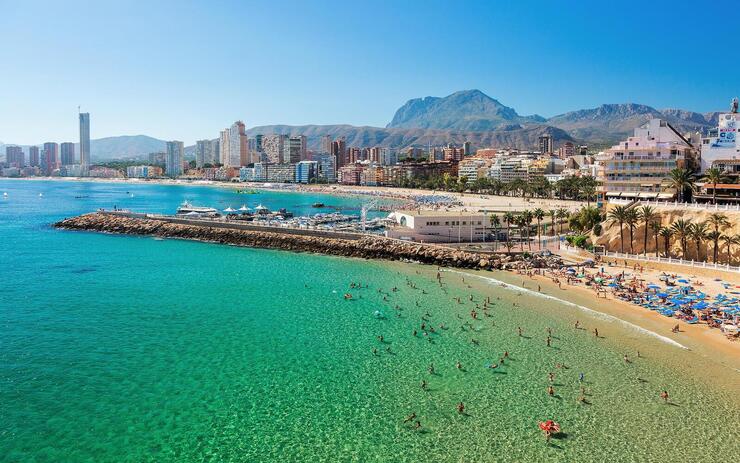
left=54, top=213, right=561, bottom=271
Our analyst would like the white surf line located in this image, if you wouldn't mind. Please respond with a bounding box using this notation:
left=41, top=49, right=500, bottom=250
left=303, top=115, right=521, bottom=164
left=443, top=269, right=688, bottom=350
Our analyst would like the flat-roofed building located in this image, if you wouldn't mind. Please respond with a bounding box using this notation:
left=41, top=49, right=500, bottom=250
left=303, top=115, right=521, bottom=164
left=597, top=118, right=696, bottom=201
left=386, top=210, right=495, bottom=243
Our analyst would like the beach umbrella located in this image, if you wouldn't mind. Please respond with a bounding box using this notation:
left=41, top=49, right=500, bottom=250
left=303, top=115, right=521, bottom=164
left=657, top=292, right=669, bottom=298
left=678, top=279, right=690, bottom=283
left=647, top=284, right=661, bottom=290
left=223, top=207, right=236, bottom=213
left=238, top=205, right=250, bottom=212
left=692, top=302, right=710, bottom=310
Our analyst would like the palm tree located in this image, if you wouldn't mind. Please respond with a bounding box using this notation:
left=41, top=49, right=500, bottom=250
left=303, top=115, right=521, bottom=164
left=671, top=219, right=692, bottom=259
left=720, top=234, right=740, bottom=265
left=665, top=167, right=696, bottom=203
left=625, top=208, right=639, bottom=254
left=503, top=211, right=515, bottom=251
left=701, top=168, right=727, bottom=204
left=707, top=212, right=730, bottom=263
left=548, top=209, right=557, bottom=236
left=659, top=227, right=674, bottom=258
left=581, top=184, right=596, bottom=208
left=442, top=172, right=454, bottom=191
left=490, top=214, right=501, bottom=250
left=649, top=220, right=662, bottom=257
left=521, top=210, right=534, bottom=251
left=607, top=205, right=628, bottom=254
left=637, top=205, right=659, bottom=255
left=689, top=222, right=708, bottom=262
left=706, top=230, right=722, bottom=263
left=556, top=208, right=568, bottom=235
left=533, top=208, right=545, bottom=250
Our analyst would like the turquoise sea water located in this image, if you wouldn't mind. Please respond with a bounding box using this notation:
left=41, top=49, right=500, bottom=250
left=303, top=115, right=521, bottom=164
left=1, top=179, right=739, bottom=462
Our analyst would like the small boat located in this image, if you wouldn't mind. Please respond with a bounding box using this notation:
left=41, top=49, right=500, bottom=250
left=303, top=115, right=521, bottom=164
left=177, top=200, right=218, bottom=216
left=312, top=202, right=325, bottom=208
left=39, top=193, right=43, bottom=197
left=3, top=192, right=7, bottom=197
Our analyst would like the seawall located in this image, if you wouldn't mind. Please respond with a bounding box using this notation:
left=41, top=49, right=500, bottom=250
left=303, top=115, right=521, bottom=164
left=53, top=212, right=557, bottom=271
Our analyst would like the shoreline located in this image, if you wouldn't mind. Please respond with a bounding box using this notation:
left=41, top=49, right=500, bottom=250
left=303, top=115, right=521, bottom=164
left=486, top=269, right=740, bottom=369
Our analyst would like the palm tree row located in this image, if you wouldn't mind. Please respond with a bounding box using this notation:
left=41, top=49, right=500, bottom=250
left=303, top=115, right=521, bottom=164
left=488, top=207, right=571, bottom=251
left=607, top=207, right=739, bottom=265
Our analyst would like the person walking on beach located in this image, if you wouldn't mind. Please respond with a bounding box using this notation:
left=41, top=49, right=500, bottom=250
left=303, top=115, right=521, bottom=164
left=546, top=336, right=551, bottom=347
left=518, top=327, right=523, bottom=337
left=593, top=328, right=599, bottom=338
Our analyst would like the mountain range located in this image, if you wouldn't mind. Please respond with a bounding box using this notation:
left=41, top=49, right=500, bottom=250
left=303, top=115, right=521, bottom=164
left=3, top=90, right=723, bottom=161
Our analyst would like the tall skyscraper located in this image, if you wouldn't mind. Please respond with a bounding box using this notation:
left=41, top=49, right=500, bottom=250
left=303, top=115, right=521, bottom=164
left=262, top=134, right=286, bottom=164
left=195, top=139, right=216, bottom=168
left=79, top=112, right=90, bottom=174
left=42, top=142, right=59, bottom=175
left=331, top=138, right=346, bottom=168
left=29, top=146, right=40, bottom=167
left=219, top=129, right=230, bottom=166
left=538, top=135, right=553, bottom=154
left=165, top=141, right=184, bottom=178
left=285, top=135, right=306, bottom=163
left=5, top=146, right=24, bottom=167
left=225, top=121, right=249, bottom=167
left=321, top=135, right=332, bottom=154
left=60, top=142, right=76, bottom=165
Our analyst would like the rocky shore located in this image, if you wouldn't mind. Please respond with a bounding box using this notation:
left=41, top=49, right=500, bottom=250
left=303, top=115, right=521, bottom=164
left=54, top=213, right=562, bottom=271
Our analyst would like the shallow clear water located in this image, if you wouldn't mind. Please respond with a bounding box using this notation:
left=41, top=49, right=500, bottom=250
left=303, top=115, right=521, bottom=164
left=1, top=179, right=738, bottom=462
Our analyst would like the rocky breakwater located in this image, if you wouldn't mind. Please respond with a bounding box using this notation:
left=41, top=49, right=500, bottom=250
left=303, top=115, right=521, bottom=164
left=54, top=213, right=552, bottom=271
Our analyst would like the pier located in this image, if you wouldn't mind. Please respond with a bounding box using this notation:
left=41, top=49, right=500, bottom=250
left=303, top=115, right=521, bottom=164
left=53, top=212, right=560, bottom=271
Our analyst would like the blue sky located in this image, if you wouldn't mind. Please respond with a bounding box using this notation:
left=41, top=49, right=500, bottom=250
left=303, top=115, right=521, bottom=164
left=1, top=0, right=737, bottom=145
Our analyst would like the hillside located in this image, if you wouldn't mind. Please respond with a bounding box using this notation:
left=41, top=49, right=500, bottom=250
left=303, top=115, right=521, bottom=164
left=387, top=89, right=544, bottom=131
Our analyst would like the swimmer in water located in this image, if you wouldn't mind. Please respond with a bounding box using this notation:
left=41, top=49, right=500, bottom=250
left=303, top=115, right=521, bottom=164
left=403, top=412, right=416, bottom=423
left=517, top=327, right=523, bottom=337
left=455, top=361, right=462, bottom=370
left=457, top=402, right=465, bottom=414
left=547, top=386, right=555, bottom=396
left=428, top=363, right=435, bottom=375
left=660, top=390, right=669, bottom=403
left=548, top=372, right=555, bottom=382
left=421, top=380, right=428, bottom=390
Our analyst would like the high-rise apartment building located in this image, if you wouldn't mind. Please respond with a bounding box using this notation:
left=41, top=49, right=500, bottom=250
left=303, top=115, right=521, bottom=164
left=224, top=121, right=249, bottom=167
left=538, top=135, right=553, bottom=154
left=331, top=138, right=347, bottom=168
left=285, top=135, right=306, bottom=163
left=29, top=146, right=40, bottom=167
left=79, top=112, right=90, bottom=174
left=263, top=134, right=286, bottom=164
left=165, top=141, right=184, bottom=178
left=321, top=135, right=332, bottom=154
left=219, top=129, right=230, bottom=166
left=195, top=139, right=218, bottom=168
left=5, top=146, right=24, bottom=167
left=60, top=142, right=75, bottom=165
left=41, top=142, right=59, bottom=174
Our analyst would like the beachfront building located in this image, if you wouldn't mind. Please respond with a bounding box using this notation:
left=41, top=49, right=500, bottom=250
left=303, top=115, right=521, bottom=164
left=596, top=118, right=697, bottom=201
left=338, top=164, right=364, bottom=185
left=41, top=142, right=58, bottom=175
left=195, top=139, right=218, bottom=168
left=700, top=109, right=739, bottom=173
left=295, top=160, right=318, bottom=183
left=286, top=136, right=307, bottom=163
left=79, top=112, right=90, bottom=175
left=312, top=153, right=336, bottom=182
left=29, top=146, right=39, bottom=167
left=5, top=146, right=24, bottom=167
left=360, top=166, right=385, bottom=186
left=126, top=165, right=150, bottom=178
left=458, top=158, right=492, bottom=184
left=265, top=164, right=295, bottom=183
left=386, top=210, right=494, bottom=243
left=165, top=141, right=184, bottom=178
left=60, top=142, right=75, bottom=166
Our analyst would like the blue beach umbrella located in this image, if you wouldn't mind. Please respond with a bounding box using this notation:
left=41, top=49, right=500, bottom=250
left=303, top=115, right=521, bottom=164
left=657, top=292, right=669, bottom=298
